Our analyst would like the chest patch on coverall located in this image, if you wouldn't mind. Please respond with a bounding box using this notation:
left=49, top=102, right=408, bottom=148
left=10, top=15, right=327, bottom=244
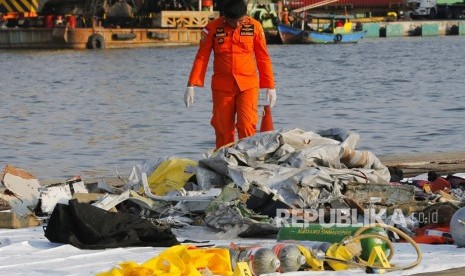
left=240, top=24, right=254, bottom=36
left=215, top=28, right=227, bottom=44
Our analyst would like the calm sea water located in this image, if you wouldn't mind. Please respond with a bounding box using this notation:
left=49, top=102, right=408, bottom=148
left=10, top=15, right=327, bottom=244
left=1, top=36, right=465, bottom=178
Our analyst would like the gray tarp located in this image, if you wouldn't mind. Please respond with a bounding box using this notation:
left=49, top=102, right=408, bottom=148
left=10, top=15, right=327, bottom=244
left=197, top=128, right=390, bottom=208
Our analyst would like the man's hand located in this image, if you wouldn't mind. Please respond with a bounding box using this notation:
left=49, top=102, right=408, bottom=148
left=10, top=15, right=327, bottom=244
left=266, top=88, right=277, bottom=108
left=184, top=86, right=195, bottom=108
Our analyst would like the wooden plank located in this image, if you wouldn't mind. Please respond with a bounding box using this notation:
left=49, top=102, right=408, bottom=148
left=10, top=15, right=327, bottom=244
left=0, top=212, right=40, bottom=228
left=379, top=151, right=465, bottom=177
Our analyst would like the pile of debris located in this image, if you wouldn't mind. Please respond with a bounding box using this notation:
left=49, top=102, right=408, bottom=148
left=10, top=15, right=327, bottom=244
left=1, top=128, right=465, bottom=249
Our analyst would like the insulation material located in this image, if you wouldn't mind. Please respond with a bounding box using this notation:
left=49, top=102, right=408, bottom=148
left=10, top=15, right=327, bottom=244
left=1, top=164, right=41, bottom=216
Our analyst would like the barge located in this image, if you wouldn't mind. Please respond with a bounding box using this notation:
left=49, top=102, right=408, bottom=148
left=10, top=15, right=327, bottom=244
left=0, top=0, right=217, bottom=49
left=0, top=25, right=205, bottom=49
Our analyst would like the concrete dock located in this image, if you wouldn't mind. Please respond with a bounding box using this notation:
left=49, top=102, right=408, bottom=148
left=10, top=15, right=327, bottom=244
left=362, top=19, right=465, bottom=37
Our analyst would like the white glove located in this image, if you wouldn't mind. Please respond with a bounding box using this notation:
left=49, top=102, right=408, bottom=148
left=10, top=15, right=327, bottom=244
left=184, top=86, right=195, bottom=108
left=266, top=88, right=277, bottom=108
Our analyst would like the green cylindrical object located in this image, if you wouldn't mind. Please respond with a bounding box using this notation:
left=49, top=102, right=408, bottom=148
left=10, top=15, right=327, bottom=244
left=359, top=227, right=390, bottom=261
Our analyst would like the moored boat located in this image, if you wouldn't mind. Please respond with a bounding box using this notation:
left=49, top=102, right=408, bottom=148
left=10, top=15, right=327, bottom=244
left=278, top=13, right=366, bottom=44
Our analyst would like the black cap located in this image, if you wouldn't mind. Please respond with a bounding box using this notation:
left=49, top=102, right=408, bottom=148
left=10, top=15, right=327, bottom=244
left=223, top=0, right=247, bottom=19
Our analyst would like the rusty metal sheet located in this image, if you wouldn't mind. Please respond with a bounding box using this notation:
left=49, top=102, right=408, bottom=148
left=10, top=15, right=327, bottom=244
left=344, top=182, right=414, bottom=208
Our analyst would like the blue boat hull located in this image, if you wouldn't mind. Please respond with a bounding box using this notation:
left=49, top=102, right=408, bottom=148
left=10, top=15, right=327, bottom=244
left=278, top=24, right=366, bottom=44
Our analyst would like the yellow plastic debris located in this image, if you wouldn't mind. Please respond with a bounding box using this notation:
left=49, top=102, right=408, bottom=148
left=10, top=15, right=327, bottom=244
left=325, top=243, right=355, bottom=271
left=232, top=262, right=253, bottom=276
left=96, top=245, right=233, bottom=276
left=296, top=244, right=324, bottom=271
left=423, top=183, right=432, bottom=194
left=367, top=245, right=391, bottom=269
left=146, top=158, right=197, bottom=195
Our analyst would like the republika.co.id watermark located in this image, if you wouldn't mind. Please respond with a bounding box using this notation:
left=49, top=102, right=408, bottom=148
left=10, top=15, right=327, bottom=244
left=275, top=208, right=439, bottom=228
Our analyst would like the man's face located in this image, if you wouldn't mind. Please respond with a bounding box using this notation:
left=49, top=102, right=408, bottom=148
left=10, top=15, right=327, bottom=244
left=225, top=16, right=246, bottom=28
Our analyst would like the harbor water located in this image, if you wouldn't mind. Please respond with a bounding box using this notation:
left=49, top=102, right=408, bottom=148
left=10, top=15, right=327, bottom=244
left=1, top=36, right=465, bottom=179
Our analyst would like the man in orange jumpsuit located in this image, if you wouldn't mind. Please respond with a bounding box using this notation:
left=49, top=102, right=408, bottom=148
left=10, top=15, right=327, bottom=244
left=184, top=0, right=276, bottom=149
left=280, top=7, right=290, bottom=25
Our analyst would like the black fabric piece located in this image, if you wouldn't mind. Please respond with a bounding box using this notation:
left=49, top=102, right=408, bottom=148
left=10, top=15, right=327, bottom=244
left=44, top=200, right=179, bottom=249
left=446, top=174, right=465, bottom=189
left=238, top=222, right=279, bottom=238
left=428, top=171, right=439, bottom=181
left=388, top=166, right=404, bottom=182
left=246, top=189, right=291, bottom=218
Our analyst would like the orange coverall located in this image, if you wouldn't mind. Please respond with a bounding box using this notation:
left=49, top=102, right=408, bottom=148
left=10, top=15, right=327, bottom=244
left=188, top=16, right=275, bottom=149
left=281, top=10, right=290, bottom=25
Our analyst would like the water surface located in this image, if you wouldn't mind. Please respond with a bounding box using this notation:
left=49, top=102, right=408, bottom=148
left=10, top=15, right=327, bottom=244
left=1, top=36, right=464, bottom=178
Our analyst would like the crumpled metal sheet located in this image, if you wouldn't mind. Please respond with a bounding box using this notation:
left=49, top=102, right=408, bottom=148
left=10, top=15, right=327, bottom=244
left=196, top=128, right=391, bottom=209
left=284, top=144, right=344, bottom=169
left=233, top=130, right=282, bottom=161
left=281, top=128, right=340, bottom=150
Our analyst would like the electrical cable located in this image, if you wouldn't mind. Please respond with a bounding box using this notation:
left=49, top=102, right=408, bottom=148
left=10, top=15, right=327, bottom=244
left=354, top=223, right=422, bottom=271
left=318, top=223, right=422, bottom=272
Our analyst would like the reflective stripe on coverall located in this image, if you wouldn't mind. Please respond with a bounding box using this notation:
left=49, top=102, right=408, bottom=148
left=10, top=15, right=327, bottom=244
left=188, top=16, right=275, bottom=149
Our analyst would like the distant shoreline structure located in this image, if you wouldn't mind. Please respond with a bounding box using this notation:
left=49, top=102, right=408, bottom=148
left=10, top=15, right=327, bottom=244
left=2, top=18, right=465, bottom=49
left=0, top=10, right=219, bottom=49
